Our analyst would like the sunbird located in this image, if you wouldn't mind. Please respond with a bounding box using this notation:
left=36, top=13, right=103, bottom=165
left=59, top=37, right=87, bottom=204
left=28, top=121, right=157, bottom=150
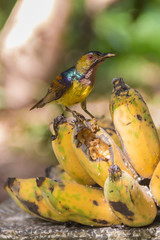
left=30, top=51, right=115, bottom=118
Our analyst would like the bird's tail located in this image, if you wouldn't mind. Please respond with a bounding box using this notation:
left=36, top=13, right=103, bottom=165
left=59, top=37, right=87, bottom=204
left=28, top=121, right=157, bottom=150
left=30, top=98, right=46, bottom=110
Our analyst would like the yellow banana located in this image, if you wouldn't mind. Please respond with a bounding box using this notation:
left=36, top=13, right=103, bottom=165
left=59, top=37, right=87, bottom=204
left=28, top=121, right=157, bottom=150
left=150, top=161, right=160, bottom=206
left=110, top=78, right=160, bottom=178
left=104, top=164, right=157, bottom=227
left=5, top=177, right=68, bottom=222
left=51, top=115, right=95, bottom=185
left=72, top=117, right=137, bottom=187
left=37, top=177, right=121, bottom=226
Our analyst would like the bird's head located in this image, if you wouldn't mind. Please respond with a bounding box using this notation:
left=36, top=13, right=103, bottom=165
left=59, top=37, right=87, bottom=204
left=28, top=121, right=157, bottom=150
left=75, top=51, right=115, bottom=75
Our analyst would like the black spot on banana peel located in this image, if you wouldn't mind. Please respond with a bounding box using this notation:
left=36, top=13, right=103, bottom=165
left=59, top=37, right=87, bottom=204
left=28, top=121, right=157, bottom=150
left=136, top=114, right=142, bottom=121
left=110, top=77, right=160, bottom=179
left=51, top=116, right=95, bottom=185
left=93, top=200, right=99, bottom=206
left=109, top=201, right=134, bottom=220
left=18, top=198, right=60, bottom=222
left=72, top=117, right=138, bottom=187
left=104, top=164, right=157, bottom=227
left=19, top=199, right=41, bottom=217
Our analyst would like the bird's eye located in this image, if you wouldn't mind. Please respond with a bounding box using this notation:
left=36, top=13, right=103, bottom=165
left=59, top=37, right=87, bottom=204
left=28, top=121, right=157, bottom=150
left=88, top=54, right=94, bottom=60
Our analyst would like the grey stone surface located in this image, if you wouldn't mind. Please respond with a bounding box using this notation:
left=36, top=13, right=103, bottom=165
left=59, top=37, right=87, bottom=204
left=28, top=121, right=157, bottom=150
left=0, top=199, right=160, bottom=240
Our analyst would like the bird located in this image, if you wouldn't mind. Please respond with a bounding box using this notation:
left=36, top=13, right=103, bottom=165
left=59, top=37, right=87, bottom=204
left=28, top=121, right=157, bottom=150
left=30, top=51, right=115, bottom=118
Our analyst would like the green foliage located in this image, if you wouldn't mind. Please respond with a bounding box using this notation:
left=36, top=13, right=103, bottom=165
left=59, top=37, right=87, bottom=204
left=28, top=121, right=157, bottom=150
left=63, top=0, right=160, bottom=96
left=0, top=0, right=15, bottom=30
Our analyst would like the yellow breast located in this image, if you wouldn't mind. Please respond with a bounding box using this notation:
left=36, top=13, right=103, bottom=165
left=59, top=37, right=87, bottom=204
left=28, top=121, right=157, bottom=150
left=57, top=81, right=93, bottom=106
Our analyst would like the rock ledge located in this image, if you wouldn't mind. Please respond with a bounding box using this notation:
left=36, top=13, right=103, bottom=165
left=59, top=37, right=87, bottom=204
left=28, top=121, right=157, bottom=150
left=0, top=199, right=160, bottom=240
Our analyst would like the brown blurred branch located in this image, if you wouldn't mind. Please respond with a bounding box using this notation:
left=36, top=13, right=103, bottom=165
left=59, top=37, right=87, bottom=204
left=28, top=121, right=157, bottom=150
left=0, top=0, right=71, bottom=109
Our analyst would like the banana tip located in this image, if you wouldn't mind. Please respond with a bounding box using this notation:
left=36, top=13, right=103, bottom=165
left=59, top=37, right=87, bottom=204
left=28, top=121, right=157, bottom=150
left=112, top=78, right=124, bottom=86
left=5, top=177, right=16, bottom=190
left=109, top=165, right=122, bottom=181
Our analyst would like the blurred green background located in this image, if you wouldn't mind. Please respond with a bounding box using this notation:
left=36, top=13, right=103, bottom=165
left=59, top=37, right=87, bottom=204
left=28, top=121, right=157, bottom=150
left=0, top=0, right=160, bottom=202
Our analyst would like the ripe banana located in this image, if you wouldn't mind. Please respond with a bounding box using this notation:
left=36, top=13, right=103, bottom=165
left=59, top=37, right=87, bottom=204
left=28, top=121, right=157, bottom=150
left=150, top=161, right=160, bottom=206
left=72, top=117, right=137, bottom=187
left=110, top=77, right=160, bottom=178
left=37, top=177, right=121, bottom=226
left=51, top=115, right=95, bottom=185
left=104, top=164, right=157, bottom=227
left=5, top=177, right=68, bottom=222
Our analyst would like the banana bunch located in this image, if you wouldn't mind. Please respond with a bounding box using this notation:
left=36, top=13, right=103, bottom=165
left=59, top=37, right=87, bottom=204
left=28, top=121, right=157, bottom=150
left=5, top=77, right=160, bottom=228
left=104, top=164, right=157, bottom=227
left=110, top=78, right=160, bottom=179
left=5, top=168, right=120, bottom=227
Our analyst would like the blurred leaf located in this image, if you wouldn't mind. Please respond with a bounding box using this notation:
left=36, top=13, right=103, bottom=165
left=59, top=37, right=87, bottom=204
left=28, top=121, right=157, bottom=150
left=0, top=0, right=15, bottom=30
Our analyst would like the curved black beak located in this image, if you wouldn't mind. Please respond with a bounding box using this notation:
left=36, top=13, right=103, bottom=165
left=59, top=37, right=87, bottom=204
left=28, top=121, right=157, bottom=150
left=97, top=52, right=115, bottom=63
left=101, top=52, right=115, bottom=59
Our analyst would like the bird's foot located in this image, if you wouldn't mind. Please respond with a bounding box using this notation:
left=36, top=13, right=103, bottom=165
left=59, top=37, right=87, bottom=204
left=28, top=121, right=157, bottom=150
left=65, top=107, right=85, bottom=122
left=80, top=100, right=95, bottom=119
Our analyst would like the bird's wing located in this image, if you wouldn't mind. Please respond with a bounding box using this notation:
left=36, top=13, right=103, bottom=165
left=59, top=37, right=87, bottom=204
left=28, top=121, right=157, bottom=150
left=49, top=74, right=72, bottom=100
left=30, top=73, right=72, bottom=110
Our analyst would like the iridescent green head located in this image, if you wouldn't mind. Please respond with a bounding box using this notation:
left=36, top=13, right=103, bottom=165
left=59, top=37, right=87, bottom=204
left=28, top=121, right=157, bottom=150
left=76, top=51, right=115, bottom=75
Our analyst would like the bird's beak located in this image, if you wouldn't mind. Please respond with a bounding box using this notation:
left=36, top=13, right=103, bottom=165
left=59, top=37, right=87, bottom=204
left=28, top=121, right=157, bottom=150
left=101, top=52, right=116, bottom=59
left=97, top=52, right=115, bottom=63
